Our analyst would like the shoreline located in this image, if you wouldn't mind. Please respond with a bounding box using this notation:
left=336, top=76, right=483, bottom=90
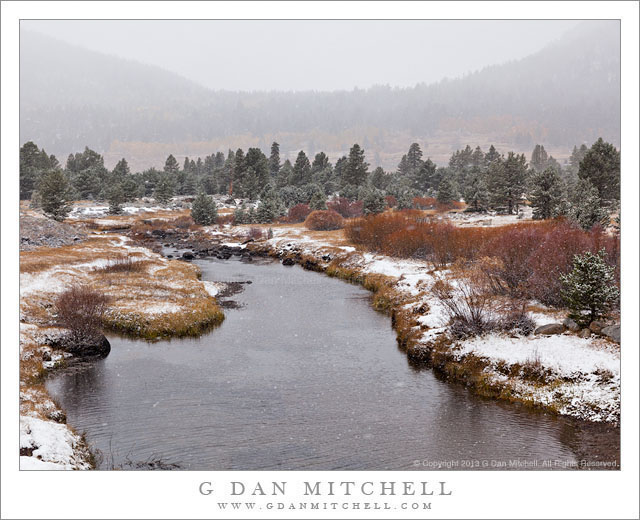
left=19, top=214, right=226, bottom=469
left=19, top=211, right=620, bottom=469
left=231, top=225, right=620, bottom=426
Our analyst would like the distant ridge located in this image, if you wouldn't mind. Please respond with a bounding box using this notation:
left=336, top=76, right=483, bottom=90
left=20, top=21, right=619, bottom=170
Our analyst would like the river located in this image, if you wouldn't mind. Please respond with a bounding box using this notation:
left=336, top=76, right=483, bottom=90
left=46, top=256, right=619, bottom=470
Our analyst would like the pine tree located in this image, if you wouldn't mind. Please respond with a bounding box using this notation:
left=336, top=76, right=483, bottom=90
left=578, top=138, right=620, bottom=202
left=154, top=174, right=174, bottom=205
left=269, top=142, right=281, bottom=177
left=560, top=249, right=619, bottom=326
left=485, top=145, right=501, bottom=165
left=342, top=144, right=369, bottom=188
left=406, top=143, right=423, bottom=172
left=107, top=183, right=126, bottom=214
left=530, top=144, right=549, bottom=172
left=291, top=151, right=311, bottom=186
left=436, top=174, right=456, bottom=204
left=164, top=154, right=180, bottom=175
left=568, top=179, right=610, bottom=230
left=487, top=152, right=528, bottom=213
left=530, top=167, right=565, bottom=220
left=463, top=170, right=489, bottom=211
left=370, top=166, right=388, bottom=190
left=412, top=158, right=437, bottom=192
left=256, top=186, right=284, bottom=223
left=39, top=170, right=72, bottom=221
left=396, top=190, right=414, bottom=210
left=191, top=192, right=218, bottom=225
left=363, top=188, right=386, bottom=215
left=112, top=158, right=130, bottom=183
left=20, top=141, right=43, bottom=200
left=309, top=190, right=327, bottom=210
left=233, top=205, right=248, bottom=224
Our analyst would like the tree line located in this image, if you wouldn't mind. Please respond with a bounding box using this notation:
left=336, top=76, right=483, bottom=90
left=20, top=138, right=620, bottom=228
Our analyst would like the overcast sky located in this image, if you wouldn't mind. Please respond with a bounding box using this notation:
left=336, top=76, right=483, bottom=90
left=22, top=20, right=579, bottom=91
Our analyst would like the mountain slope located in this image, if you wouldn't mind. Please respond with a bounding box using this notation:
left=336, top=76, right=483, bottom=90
left=20, top=21, right=619, bottom=168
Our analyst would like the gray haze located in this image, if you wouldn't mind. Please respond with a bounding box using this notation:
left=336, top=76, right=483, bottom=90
left=22, top=20, right=578, bottom=91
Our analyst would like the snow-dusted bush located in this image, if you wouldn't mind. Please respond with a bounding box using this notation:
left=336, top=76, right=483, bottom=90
left=304, top=210, right=344, bottom=231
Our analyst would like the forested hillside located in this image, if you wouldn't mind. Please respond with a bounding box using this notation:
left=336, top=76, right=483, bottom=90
left=20, top=21, right=619, bottom=170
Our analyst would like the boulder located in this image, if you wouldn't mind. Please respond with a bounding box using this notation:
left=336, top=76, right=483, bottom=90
left=534, top=323, right=565, bottom=335
left=282, top=257, right=296, bottom=266
left=181, top=251, right=195, bottom=260
left=600, top=324, right=620, bottom=343
left=578, top=328, right=592, bottom=339
left=589, top=320, right=606, bottom=334
left=563, top=318, right=580, bottom=332
left=61, top=334, right=111, bottom=358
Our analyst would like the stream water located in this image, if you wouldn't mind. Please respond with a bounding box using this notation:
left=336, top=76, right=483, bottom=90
left=46, top=256, right=619, bottom=470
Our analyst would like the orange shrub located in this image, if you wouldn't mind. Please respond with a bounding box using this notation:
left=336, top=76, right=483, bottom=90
left=304, top=210, right=345, bottom=231
left=345, top=213, right=620, bottom=307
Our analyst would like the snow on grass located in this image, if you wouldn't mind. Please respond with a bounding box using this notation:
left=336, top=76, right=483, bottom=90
left=20, top=416, right=90, bottom=470
left=455, top=333, right=619, bottom=378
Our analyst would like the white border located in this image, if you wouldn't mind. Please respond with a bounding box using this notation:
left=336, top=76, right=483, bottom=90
left=2, top=2, right=638, bottom=519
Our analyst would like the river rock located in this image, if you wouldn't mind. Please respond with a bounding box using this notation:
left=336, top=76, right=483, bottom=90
left=182, top=251, right=195, bottom=260
left=534, top=323, right=564, bottom=335
left=562, top=318, right=580, bottom=332
left=578, top=328, right=591, bottom=338
left=282, top=257, right=296, bottom=266
left=600, top=324, right=620, bottom=343
left=589, top=320, right=606, bottom=334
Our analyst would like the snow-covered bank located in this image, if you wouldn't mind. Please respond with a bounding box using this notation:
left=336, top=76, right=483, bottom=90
left=19, top=227, right=225, bottom=470
left=254, top=225, right=620, bottom=424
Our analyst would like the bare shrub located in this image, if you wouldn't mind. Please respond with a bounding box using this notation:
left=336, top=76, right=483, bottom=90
left=55, top=285, right=111, bottom=342
left=246, top=227, right=264, bottom=240
left=304, top=210, right=344, bottom=231
left=499, top=310, right=536, bottom=336
left=173, top=215, right=195, bottom=229
left=432, top=278, right=497, bottom=339
left=327, top=197, right=363, bottom=219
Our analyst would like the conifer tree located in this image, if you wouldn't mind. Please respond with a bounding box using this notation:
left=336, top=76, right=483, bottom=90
left=107, top=183, right=126, bottom=215
left=154, top=174, right=174, bottom=204
left=291, top=150, right=312, bottom=186
left=191, top=192, right=218, bottom=225
left=530, top=144, right=549, bottom=172
left=463, top=170, right=489, bottom=211
left=560, top=250, right=619, bottom=326
left=436, top=174, right=456, bottom=204
left=529, top=167, right=565, bottom=220
left=309, top=190, right=327, bottom=210
left=39, top=170, right=72, bottom=221
left=341, top=144, right=369, bottom=188
left=269, top=142, right=281, bottom=177
left=363, top=188, right=386, bottom=214
left=568, top=179, right=610, bottom=230
left=578, top=138, right=620, bottom=202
